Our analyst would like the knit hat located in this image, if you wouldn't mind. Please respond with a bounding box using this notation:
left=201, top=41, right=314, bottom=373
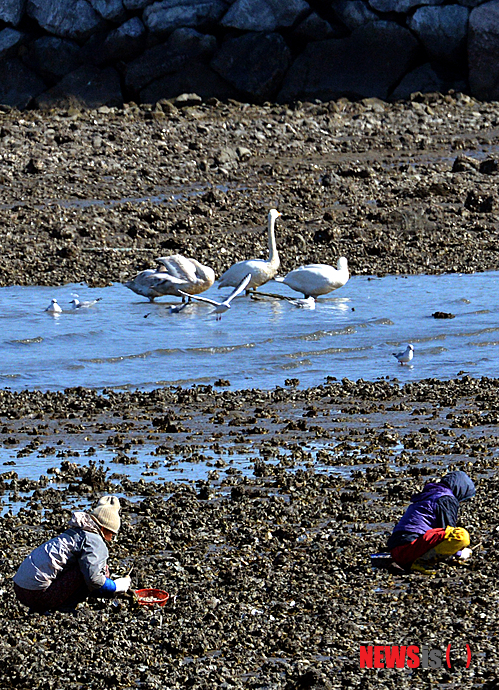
left=91, top=495, right=121, bottom=534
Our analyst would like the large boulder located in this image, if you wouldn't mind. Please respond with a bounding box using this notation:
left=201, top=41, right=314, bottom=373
left=333, top=0, right=379, bottom=30
left=279, top=21, right=419, bottom=103
left=220, top=0, right=309, bottom=32
left=0, top=28, right=25, bottom=59
left=125, top=28, right=216, bottom=94
left=35, top=64, right=123, bottom=109
left=469, top=0, right=499, bottom=100
left=88, top=17, right=147, bottom=64
left=23, top=36, right=83, bottom=82
left=0, top=58, right=46, bottom=109
left=143, top=0, right=228, bottom=35
left=88, top=0, right=127, bottom=22
left=292, top=12, right=343, bottom=42
left=141, top=60, right=238, bottom=102
left=123, top=0, right=153, bottom=8
left=391, top=63, right=445, bottom=100
left=408, top=5, right=469, bottom=64
left=211, top=32, right=291, bottom=102
left=368, top=0, right=444, bottom=12
left=26, top=0, right=105, bottom=42
left=0, top=0, right=26, bottom=27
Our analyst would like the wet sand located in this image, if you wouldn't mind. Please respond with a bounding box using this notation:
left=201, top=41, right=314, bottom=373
left=0, top=94, right=498, bottom=688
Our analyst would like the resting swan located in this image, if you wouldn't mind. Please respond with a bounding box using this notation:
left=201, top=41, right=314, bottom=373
left=276, top=257, right=349, bottom=298
left=124, top=255, right=215, bottom=302
left=218, top=209, right=281, bottom=291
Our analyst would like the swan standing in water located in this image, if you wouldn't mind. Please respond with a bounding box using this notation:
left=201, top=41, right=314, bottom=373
left=218, top=209, right=281, bottom=292
left=276, top=256, right=349, bottom=298
left=124, top=255, right=215, bottom=302
left=179, top=273, right=251, bottom=320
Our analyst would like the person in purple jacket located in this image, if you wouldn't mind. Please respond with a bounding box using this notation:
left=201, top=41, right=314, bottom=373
left=387, top=470, right=475, bottom=574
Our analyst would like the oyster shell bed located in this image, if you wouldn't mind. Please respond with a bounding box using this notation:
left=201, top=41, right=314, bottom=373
left=0, top=93, right=498, bottom=687
left=0, top=378, right=498, bottom=689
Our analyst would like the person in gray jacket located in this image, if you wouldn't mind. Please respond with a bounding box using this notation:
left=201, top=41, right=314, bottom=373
left=13, top=495, right=131, bottom=613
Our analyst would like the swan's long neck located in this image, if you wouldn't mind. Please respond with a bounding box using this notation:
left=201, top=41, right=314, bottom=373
left=268, top=214, right=279, bottom=268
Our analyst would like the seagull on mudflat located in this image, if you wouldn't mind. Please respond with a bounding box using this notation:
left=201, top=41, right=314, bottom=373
left=392, top=344, right=414, bottom=365
left=179, top=273, right=251, bottom=320
left=69, top=297, right=102, bottom=309
left=45, top=298, right=62, bottom=314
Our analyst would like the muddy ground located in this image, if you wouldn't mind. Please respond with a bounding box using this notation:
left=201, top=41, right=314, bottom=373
left=0, top=93, right=498, bottom=689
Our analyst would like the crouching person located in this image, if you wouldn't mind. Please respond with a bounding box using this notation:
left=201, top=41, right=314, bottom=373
left=13, top=496, right=131, bottom=613
left=387, top=470, right=475, bottom=574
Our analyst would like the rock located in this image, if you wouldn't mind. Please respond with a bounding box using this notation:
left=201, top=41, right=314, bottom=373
left=368, top=0, right=442, bottom=12
left=0, top=28, right=25, bottom=59
left=123, top=0, right=153, bottom=8
left=173, top=92, right=203, bottom=107
left=391, top=63, right=445, bottom=101
left=143, top=0, right=228, bottom=36
left=211, top=32, right=291, bottom=102
left=88, top=0, right=127, bottom=22
left=0, top=0, right=25, bottom=27
left=292, top=12, right=342, bottom=42
left=27, top=0, right=105, bottom=42
left=220, top=0, right=309, bottom=32
left=99, top=17, right=147, bottom=63
left=279, top=21, right=419, bottom=103
left=0, top=58, right=46, bottom=109
left=140, top=59, right=238, bottom=103
left=432, top=311, right=455, bottom=319
left=469, top=0, right=499, bottom=100
left=35, top=64, right=123, bottom=109
left=333, top=0, right=379, bottom=30
left=408, top=4, right=469, bottom=64
left=125, top=28, right=217, bottom=95
left=22, top=36, right=83, bottom=82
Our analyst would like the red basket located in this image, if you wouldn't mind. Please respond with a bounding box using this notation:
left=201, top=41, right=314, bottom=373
left=134, top=588, right=169, bottom=607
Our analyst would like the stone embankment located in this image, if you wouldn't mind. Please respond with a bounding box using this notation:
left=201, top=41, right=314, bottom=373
left=1, top=0, right=499, bottom=109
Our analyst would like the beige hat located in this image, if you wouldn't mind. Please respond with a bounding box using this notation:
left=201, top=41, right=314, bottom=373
left=91, top=495, right=121, bottom=534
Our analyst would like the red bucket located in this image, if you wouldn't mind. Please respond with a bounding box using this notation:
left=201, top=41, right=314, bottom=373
left=134, top=588, right=169, bottom=607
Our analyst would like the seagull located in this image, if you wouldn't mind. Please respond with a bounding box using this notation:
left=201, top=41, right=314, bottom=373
left=169, top=302, right=190, bottom=314
left=392, top=344, right=414, bottom=365
left=179, top=273, right=251, bottom=320
left=69, top=297, right=102, bottom=309
left=217, top=210, right=281, bottom=292
left=45, top=298, right=62, bottom=314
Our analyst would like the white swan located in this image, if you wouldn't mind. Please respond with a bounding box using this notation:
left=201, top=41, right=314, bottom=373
left=155, top=255, right=215, bottom=296
left=179, top=273, right=251, bottom=320
left=276, top=257, right=349, bottom=298
left=218, top=209, right=281, bottom=291
left=124, top=255, right=215, bottom=302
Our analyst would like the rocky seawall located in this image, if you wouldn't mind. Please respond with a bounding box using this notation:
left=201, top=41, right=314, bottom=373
left=1, top=0, right=499, bottom=110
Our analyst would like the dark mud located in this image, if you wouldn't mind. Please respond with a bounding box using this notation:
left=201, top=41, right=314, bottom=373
left=1, top=91, right=499, bottom=288
left=0, top=378, right=498, bottom=688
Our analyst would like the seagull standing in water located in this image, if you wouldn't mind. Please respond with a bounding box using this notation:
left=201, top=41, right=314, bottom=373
left=392, top=344, right=414, bottom=365
left=69, top=297, right=102, bottom=309
left=178, top=273, right=251, bottom=320
left=45, top=298, right=62, bottom=314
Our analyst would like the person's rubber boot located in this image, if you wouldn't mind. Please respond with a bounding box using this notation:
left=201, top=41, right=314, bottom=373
left=410, top=559, right=437, bottom=575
